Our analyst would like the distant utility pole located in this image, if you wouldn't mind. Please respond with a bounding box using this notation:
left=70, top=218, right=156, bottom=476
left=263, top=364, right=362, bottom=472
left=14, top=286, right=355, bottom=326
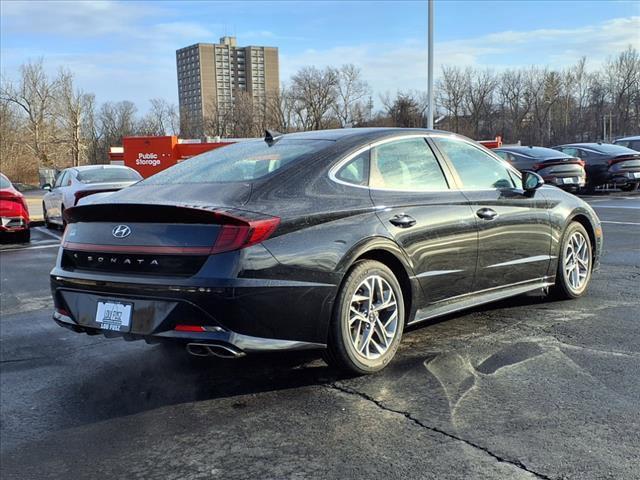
left=426, top=0, right=434, bottom=129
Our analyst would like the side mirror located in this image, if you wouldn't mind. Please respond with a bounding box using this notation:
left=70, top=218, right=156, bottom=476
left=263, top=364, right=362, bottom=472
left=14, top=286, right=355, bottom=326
left=42, top=183, right=52, bottom=191
left=522, top=171, right=544, bottom=192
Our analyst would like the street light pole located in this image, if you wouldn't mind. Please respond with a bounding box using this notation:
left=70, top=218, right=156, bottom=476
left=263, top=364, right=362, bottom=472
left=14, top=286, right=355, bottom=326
left=426, top=0, right=434, bottom=129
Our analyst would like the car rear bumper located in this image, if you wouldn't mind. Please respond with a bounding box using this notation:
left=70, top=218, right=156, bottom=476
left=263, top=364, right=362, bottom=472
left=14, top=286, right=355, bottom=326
left=542, top=175, right=586, bottom=190
left=50, top=268, right=335, bottom=352
left=0, top=216, right=29, bottom=232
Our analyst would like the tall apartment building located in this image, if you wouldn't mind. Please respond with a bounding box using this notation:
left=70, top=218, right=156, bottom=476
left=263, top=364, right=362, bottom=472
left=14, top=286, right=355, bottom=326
left=176, top=36, right=279, bottom=137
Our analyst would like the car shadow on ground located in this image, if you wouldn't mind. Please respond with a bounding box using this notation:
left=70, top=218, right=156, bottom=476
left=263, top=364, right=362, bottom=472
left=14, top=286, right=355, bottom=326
left=49, top=289, right=564, bottom=429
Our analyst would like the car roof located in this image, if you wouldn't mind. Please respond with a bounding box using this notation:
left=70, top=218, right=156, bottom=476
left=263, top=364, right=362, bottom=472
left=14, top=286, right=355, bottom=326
left=614, top=135, right=640, bottom=142
left=72, top=164, right=133, bottom=171
left=555, top=142, right=638, bottom=154
left=495, top=146, right=572, bottom=158
left=281, top=127, right=455, bottom=142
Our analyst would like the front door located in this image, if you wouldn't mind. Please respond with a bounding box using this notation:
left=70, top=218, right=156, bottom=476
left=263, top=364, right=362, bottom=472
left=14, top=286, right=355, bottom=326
left=368, top=136, right=478, bottom=303
left=432, top=135, right=552, bottom=292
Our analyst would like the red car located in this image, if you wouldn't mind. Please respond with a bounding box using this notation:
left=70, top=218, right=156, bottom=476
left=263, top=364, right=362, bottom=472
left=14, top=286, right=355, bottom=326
left=0, top=173, right=30, bottom=242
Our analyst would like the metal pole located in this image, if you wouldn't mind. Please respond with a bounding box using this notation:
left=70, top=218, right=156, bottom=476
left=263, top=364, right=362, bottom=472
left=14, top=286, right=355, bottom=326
left=427, top=0, right=434, bottom=129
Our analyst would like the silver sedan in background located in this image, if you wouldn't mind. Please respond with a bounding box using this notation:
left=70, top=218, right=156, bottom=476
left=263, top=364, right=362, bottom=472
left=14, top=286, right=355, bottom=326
left=42, top=165, right=142, bottom=228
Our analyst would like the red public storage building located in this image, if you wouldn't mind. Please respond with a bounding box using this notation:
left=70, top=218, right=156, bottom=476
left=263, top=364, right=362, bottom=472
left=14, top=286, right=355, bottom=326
left=109, top=136, right=233, bottom=178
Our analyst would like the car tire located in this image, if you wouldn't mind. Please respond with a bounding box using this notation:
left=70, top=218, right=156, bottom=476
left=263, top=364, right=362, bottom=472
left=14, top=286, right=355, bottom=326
left=43, top=203, right=53, bottom=229
left=325, top=260, right=405, bottom=375
left=17, top=229, right=30, bottom=243
left=550, top=222, right=593, bottom=300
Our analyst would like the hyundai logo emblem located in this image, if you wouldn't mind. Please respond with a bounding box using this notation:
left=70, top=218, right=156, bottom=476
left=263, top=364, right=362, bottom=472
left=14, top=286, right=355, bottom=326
left=112, top=225, right=132, bottom=238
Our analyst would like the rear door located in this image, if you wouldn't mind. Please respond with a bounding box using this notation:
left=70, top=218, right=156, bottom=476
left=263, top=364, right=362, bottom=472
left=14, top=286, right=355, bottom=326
left=368, top=136, right=478, bottom=303
left=432, top=135, right=552, bottom=292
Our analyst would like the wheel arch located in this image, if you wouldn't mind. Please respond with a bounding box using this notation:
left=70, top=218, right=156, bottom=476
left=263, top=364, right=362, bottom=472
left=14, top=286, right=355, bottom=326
left=337, top=238, right=419, bottom=325
left=568, top=213, right=596, bottom=255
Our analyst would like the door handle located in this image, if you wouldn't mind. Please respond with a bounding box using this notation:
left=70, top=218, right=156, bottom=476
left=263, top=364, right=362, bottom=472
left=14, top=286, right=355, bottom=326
left=389, top=214, right=416, bottom=228
left=476, top=208, right=498, bottom=221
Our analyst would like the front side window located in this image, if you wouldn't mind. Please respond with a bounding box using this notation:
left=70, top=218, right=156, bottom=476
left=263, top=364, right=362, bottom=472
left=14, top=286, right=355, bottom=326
left=434, top=137, right=515, bottom=190
left=370, top=137, right=448, bottom=191
left=336, top=150, right=369, bottom=186
left=54, top=171, right=67, bottom=188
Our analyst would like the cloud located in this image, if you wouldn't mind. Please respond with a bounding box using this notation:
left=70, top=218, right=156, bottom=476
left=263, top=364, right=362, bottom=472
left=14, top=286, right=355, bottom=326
left=281, top=16, right=640, bottom=99
left=1, top=2, right=638, bottom=114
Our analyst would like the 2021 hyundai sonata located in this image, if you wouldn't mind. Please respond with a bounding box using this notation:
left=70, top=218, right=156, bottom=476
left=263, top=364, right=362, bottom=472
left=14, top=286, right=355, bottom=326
left=493, top=145, right=586, bottom=192
left=553, top=142, right=640, bottom=192
left=51, top=128, right=602, bottom=374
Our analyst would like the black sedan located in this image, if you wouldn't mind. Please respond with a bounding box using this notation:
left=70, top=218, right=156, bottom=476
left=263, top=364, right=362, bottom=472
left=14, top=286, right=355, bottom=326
left=493, top=145, right=586, bottom=192
left=553, top=142, right=640, bottom=192
left=51, top=128, right=603, bottom=374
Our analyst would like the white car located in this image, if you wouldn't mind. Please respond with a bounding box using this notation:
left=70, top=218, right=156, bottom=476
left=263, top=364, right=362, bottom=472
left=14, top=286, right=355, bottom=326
left=42, top=165, right=142, bottom=228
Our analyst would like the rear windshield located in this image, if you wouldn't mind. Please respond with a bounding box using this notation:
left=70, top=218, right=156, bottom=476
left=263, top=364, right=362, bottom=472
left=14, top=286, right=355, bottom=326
left=505, top=147, right=572, bottom=159
left=0, top=174, right=11, bottom=189
left=590, top=144, right=639, bottom=155
left=141, top=139, right=332, bottom=184
left=77, top=168, right=142, bottom=184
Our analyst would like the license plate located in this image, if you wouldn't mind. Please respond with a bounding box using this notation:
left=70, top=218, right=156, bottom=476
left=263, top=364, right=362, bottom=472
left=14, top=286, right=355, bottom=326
left=562, top=177, right=576, bottom=184
left=634, top=172, right=640, bottom=179
left=95, top=301, right=132, bottom=332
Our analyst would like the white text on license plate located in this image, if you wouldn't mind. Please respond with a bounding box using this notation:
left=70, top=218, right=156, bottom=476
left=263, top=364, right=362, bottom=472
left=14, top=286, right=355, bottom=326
left=95, top=301, right=132, bottom=331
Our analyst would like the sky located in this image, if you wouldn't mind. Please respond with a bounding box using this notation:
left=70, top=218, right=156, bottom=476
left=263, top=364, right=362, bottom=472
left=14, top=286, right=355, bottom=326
left=1, top=0, right=639, bottom=111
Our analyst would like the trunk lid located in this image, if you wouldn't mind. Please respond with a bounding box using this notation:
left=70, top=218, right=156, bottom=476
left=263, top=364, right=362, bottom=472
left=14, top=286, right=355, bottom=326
left=535, top=157, right=585, bottom=176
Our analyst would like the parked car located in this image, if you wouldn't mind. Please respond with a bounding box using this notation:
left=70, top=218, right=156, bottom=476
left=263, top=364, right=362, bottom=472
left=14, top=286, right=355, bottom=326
left=613, top=135, right=640, bottom=152
left=51, top=128, right=603, bottom=374
left=553, top=142, right=640, bottom=192
left=493, top=145, right=586, bottom=192
left=42, top=165, right=142, bottom=228
left=0, top=173, right=30, bottom=242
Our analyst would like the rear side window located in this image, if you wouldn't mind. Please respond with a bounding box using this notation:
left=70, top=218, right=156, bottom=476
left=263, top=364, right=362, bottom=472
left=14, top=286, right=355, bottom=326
left=142, top=139, right=331, bottom=184
left=336, top=150, right=369, bottom=186
left=77, top=168, right=141, bottom=184
left=370, top=138, right=448, bottom=191
left=434, top=137, right=515, bottom=190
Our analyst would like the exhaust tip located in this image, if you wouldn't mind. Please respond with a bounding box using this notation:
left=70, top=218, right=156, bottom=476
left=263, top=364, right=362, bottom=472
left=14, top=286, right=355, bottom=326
left=186, top=343, right=245, bottom=359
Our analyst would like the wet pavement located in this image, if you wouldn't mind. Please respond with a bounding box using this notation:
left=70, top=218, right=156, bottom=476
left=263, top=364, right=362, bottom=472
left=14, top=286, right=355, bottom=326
left=1, top=195, right=639, bottom=479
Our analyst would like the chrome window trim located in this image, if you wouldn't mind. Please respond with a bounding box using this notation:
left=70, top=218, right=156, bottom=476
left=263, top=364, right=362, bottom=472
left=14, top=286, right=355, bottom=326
left=328, top=134, right=452, bottom=193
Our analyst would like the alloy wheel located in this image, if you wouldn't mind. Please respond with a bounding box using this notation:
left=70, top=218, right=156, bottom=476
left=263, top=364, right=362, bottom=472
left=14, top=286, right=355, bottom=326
left=564, top=231, right=590, bottom=291
left=347, top=275, right=399, bottom=360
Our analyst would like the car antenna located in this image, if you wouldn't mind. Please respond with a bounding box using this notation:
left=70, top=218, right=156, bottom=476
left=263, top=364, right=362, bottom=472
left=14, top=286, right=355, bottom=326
left=264, top=129, right=284, bottom=146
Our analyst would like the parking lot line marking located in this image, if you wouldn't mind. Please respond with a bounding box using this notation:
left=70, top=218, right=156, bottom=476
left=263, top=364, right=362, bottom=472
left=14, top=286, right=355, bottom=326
left=592, top=205, right=640, bottom=209
left=0, top=244, right=60, bottom=253
left=35, top=227, right=62, bottom=240
left=601, top=220, right=640, bottom=226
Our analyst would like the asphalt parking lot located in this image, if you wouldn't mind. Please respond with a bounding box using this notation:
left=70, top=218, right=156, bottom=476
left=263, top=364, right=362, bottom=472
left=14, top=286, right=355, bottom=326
left=1, top=194, right=639, bottom=480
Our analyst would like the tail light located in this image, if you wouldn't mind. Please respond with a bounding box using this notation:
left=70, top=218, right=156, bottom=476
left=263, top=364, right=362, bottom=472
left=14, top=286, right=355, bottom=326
left=174, top=324, right=206, bottom=332
left=210, top=211, right=280, bottom=255
left=575, top=158, right=585, bottom=167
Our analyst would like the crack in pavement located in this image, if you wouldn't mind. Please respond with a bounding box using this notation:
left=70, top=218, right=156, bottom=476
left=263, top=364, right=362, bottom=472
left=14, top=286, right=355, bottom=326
left=327, top=382, right=553, bottom=480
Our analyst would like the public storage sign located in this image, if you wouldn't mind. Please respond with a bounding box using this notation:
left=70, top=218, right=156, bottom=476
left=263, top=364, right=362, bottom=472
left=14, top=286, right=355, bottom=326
left=117, top=136, right=233, bottom=178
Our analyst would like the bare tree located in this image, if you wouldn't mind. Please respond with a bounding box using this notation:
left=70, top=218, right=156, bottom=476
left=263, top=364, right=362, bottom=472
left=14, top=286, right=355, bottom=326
left=0, top=59, right=59, bottom=166
left=332, top=64, right=370, bottom=127
left=464, top=68, right=498, bottom=138
left=57, top=69, right=95, bottom=166
left=436, top=66, right=468, bottom=133
left=290, top=66, right=338, bottom=130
